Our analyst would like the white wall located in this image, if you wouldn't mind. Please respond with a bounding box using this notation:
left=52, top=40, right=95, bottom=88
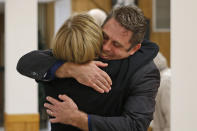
left=171, top=0, right=197, bottom=130
left=5, top=0, right=38, bottom=114
left=54, top=0, right=71, bottom=33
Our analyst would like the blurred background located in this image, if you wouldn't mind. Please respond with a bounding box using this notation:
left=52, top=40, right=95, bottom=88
left=0, top=0, right=197, bottom=131
left=1, top=0, right=170, bottom=131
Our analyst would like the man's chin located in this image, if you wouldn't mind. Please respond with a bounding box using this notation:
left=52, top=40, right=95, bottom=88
left=100, top=55, right=111, bottom=60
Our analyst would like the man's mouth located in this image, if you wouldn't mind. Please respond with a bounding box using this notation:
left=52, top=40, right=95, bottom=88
left=100, top=53, right=110, bottom=59
left=101, top=55, right=108, bottom=59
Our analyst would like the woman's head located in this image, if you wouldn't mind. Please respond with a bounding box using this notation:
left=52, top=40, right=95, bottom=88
left=52, top=13, right=103, bottom=64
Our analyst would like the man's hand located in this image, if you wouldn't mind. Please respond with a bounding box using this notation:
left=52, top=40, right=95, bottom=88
left=55, top=61, right=112, bottom=93
left=44, top=95, right=88, bottom=131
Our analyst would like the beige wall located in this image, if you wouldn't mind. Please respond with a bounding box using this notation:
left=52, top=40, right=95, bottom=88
left=0, top=13, right=4, bottom=125
left=72, top=0, right=112, bottom=13
left=0, top=14, right=4, bottom=66
left=5, top=0, right=39, bottom=130
left=46, top=2, right=54, bottom=48
left=139, top=0, right=171, bottom=66
left=171, top=0, right=197, bottom=130
left=5, top=0, right=38, bottom=114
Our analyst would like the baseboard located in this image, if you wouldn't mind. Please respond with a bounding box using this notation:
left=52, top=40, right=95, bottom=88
left=4, top=113, right=39, bottom=131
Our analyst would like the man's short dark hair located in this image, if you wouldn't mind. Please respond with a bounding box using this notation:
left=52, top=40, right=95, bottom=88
left=102, top=5, right=147, bottom=49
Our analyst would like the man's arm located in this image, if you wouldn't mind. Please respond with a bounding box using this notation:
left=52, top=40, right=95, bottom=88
left=16, top=50, right=58, bottom=80
left=44, top=61, right=160, bottom=131
left=16, top=50, right=112, bottom=93
left=88, top=61, right=160, bottom=131
left=56, top=61, right=112, bottom=93
left=44, top=95, right=89, bottom=131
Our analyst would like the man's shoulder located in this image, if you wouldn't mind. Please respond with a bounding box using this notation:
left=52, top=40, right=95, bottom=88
left=126, top=40, right=159, bottom=75
left=128, top=61, right=160, bottom=94
left=139, top=61, right=158, bottom=72
left=132, top=61, right=160, bottom=80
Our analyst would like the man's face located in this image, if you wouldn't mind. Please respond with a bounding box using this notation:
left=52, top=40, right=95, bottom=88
left=101, top=18, right=140, bottom=60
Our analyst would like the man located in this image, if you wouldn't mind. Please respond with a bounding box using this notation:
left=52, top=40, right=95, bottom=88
left=17, top=6, right=160, bottom=131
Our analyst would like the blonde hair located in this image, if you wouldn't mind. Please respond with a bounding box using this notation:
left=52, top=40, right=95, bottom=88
left=52, top=13, right=103, bottom=64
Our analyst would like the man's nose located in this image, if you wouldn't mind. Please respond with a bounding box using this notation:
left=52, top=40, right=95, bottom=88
left=103, top=40, right=112, bottom=51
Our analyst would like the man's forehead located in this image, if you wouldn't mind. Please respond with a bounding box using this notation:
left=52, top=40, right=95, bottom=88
left=102, top=18, right=132, bottom=36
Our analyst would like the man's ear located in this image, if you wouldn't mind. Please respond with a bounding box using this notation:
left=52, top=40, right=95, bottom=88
left=128, top=43, right=141, bottom=55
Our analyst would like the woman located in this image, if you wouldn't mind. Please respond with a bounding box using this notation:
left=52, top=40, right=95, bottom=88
left=52, top=13, right=103, bottom=64
left=43, top=13, right=106, bottom=131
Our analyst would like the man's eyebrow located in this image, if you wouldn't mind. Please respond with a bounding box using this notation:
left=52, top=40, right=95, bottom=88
left=102, top=31, right=124, bottom=47
left=113, top=40, right=124, bottom=47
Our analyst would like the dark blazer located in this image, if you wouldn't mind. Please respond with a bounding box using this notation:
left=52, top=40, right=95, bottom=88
left=17, top=40, right=160, bottom=131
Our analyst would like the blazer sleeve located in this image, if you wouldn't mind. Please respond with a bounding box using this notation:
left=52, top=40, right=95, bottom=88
left=89, top=61, right=160, bottom=131
left=16, top=49, right=58, bottom=81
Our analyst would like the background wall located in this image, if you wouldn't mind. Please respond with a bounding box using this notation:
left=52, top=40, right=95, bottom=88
left=0, top=13, right=4, bottom=126
left=45, top=0, right=112, bottom=48
left=138, top=0, right=170, bottom=66
left=171, top=0, right=197, bottom=130
left=72, top=0, right=112, bottom=13
left=5, top=0, right=38, bottom=114
left=46, top=2, right=54, bottom=48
